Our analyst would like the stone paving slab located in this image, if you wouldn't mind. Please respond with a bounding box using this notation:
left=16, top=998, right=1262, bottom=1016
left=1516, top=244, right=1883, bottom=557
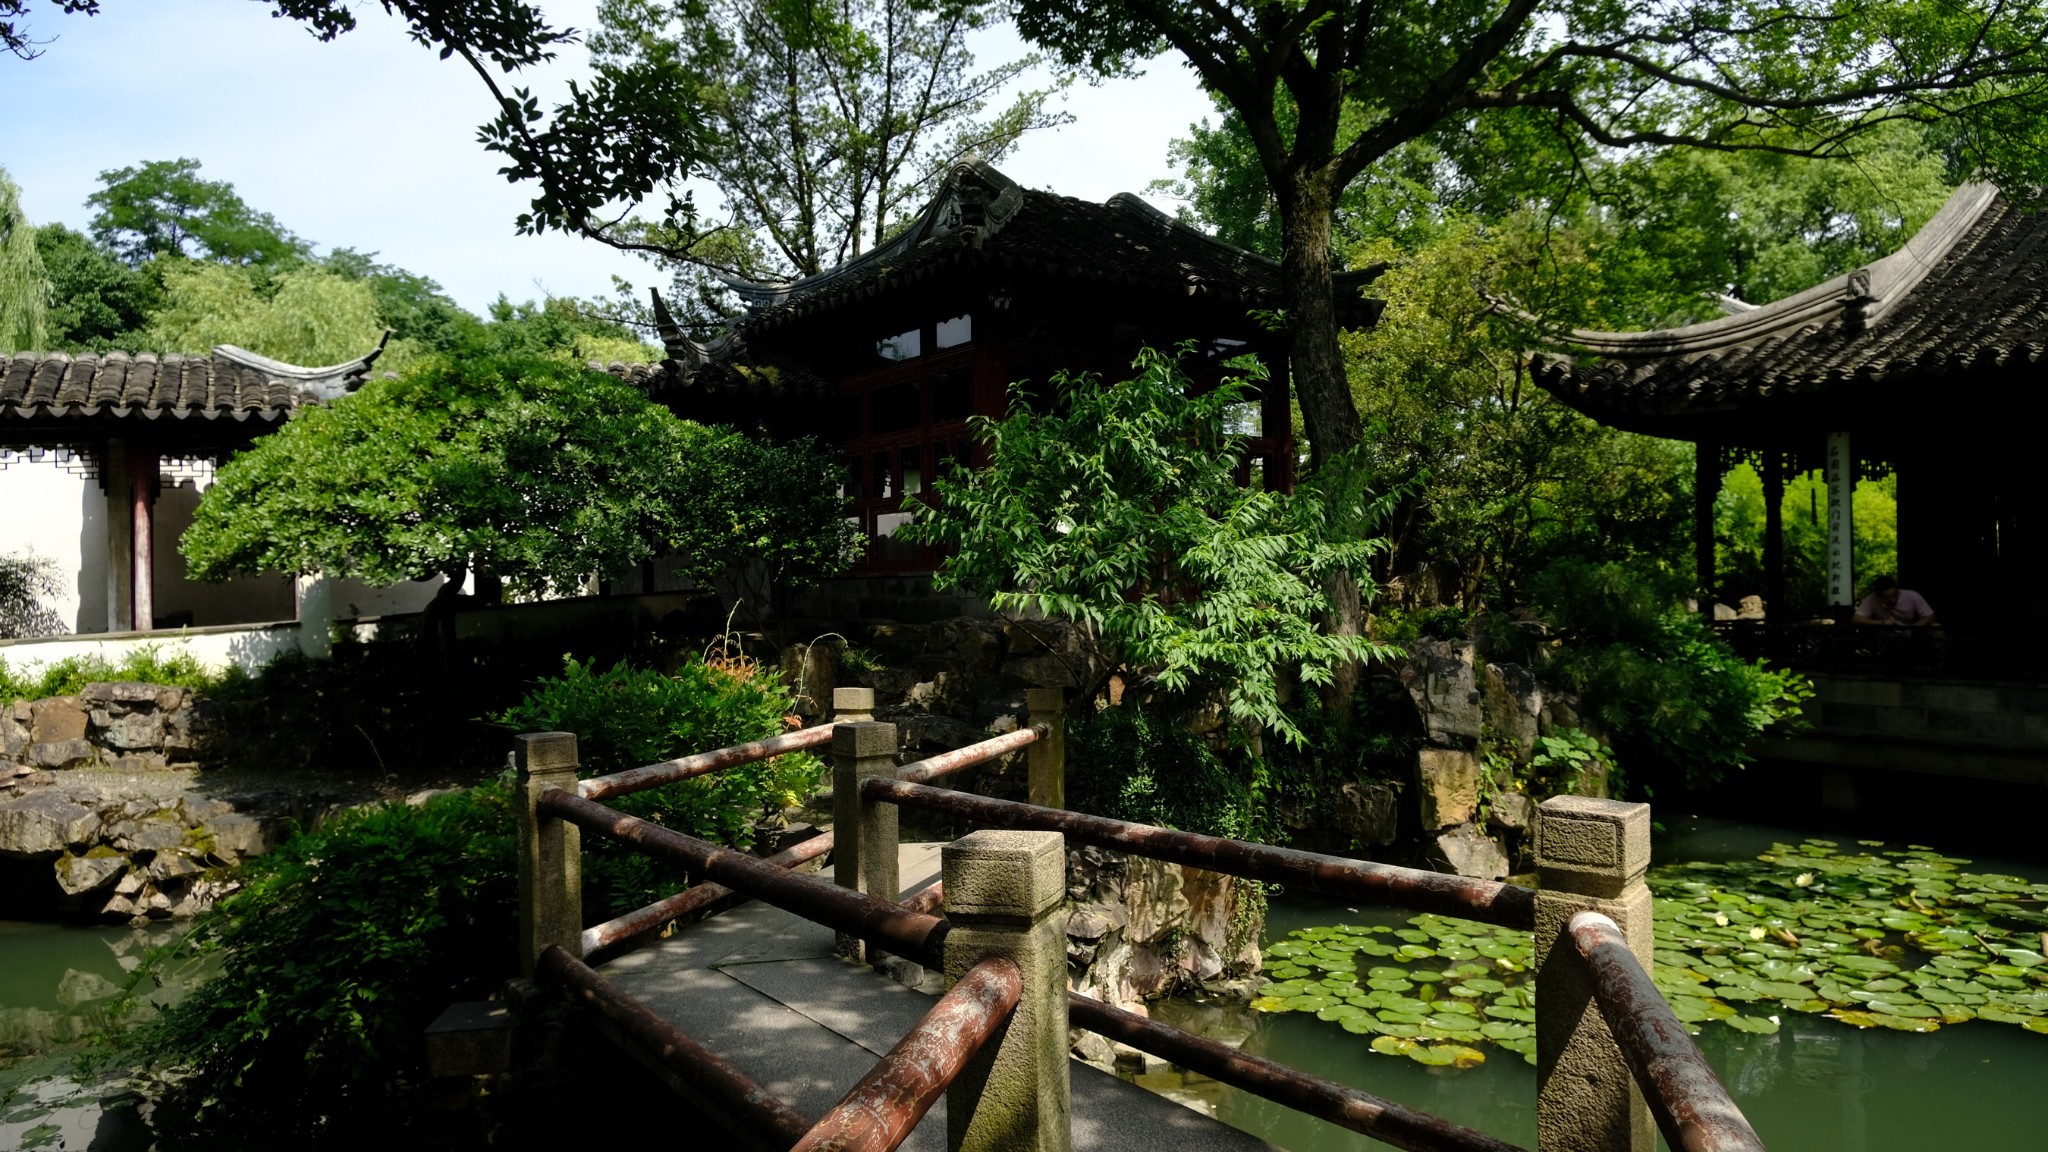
left=600, top=842, right=1276, bottom=1152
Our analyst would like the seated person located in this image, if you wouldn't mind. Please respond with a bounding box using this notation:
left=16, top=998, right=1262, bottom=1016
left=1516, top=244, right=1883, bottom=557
left=1854, top=575, right=1937, bottom=627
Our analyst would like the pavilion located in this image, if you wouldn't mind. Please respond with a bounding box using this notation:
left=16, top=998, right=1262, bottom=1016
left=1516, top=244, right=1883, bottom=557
left=1527, top=181, right=2046, bottom=651
left=616, top=159, right=1386, bottom=573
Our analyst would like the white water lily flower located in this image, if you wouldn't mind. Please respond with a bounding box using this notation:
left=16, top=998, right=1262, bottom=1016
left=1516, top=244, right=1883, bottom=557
left=1794, top=873, right=1815, bottom=887
left=1713, top=913, right=1730, bottom=927
left=1749, top=926, right=1767, bottom=941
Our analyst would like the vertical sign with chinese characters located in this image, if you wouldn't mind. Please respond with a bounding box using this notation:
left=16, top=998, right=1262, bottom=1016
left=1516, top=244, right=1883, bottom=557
left=1825, top=431, right=1854, bottom=606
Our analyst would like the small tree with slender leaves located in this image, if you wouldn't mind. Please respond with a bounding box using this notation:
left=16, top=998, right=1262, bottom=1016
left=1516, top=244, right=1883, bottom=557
left=902, top=347, right=1392, bottom=745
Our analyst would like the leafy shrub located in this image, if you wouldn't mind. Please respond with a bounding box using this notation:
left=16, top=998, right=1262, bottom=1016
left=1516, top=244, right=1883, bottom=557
left=1529, top=560, right=1811, bottom=789
left=1068, top=704, right=1252, bottom=840
left=494, top=655, right=819, bottom=917
left=125, top=786, right=519, bottom=1145
left=0, top=644, right=236, bottom=704
left=903, top=347, right=1392, bottom=745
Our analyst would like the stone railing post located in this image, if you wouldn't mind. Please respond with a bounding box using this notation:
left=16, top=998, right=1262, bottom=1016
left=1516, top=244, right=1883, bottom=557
left=832, top=686, right=876, bottom=723
left=1026, top=689, right=1065, bottom=810
left=516, top=732, right=582, bottom=977
left=942, top=830, right=1071, bottom=1152
left=1534, top=795, right=1654, bottom=1152
left=833, top=720, right=899, bottom=959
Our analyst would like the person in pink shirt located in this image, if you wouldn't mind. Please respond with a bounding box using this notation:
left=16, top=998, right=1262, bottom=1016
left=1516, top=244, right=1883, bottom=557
left=1854, top=575, right=1938, bottom=626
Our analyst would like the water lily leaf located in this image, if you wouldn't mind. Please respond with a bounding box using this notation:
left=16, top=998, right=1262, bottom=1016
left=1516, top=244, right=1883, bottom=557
left=1340, top=1015, right=1379, bottom=1035
left=1285, top=994, right=1333, bottom=1012
left=1367, top=978, right=1413, bottom=993
left=1999, top=949, right=2046, bottom=968
left=2023, top=1019, right=2048, bottom=1034
left=1976, top=1006, right=2031, bottom=1024
left=1722, top=1014, right=1781, bottom=1034
left=1376, top=1010, right=1430, bottom=1026
left=1484, top=1005, right=1536, bottom=1022
left=1457, top=978, right=1507, bottom=995
left=1712, top=984, right=1767, bottom=1002
left=1369, top=967, right=1412, bottom=981
left=1752, top=980, right=1818, bottom=1001
left=1371, top=1035, right=1417, bottom=1057
left=1408, top=969, right=1445, bottom=983
left=1251, top=996, right=1291, bottom=1013
left=1398, top=944, right=1436, bottom=960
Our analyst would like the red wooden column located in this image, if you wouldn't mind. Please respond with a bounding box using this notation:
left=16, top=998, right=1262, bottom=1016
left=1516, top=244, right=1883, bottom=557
left=129, top=445, right=159, bottom=632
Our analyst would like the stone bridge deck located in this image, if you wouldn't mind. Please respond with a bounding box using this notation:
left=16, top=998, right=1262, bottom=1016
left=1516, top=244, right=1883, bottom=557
left=597, top=842, right=1274, bottom=1152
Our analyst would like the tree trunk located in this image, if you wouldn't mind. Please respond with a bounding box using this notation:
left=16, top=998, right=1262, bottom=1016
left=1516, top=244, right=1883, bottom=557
left=1277, top=174, right=1368, bottom=726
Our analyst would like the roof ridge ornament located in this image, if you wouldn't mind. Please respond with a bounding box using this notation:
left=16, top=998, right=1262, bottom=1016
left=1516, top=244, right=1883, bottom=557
left=211, top=330, right=391, bottom=400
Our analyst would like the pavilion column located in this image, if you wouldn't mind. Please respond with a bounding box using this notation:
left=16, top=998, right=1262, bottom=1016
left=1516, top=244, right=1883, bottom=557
left=1824, top=431, right=1856, bottom=612
left=1763, top=450, right=1786, bottom=622
left=1694, top=441, right=1723, bottom=615
left=1259, top=343, right=1295, bottom=493
left=129, top=444, right=158, bottom=632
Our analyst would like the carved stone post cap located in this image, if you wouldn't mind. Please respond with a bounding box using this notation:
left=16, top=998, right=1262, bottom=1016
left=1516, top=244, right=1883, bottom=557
left=1534, top=795, right=1651, bottom=898
left=833, top=720, right=898, bottom=758
left=832, top=687, right=876, bottom=712
left=943, top=830, right=1065, bottom=920
left=513, top=732, right=578, bottom=777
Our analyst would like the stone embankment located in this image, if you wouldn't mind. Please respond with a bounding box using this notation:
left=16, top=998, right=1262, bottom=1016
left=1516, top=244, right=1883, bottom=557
left=1, top=682, right=286, bottom=921
left=1398, top=639, right=1608, bottom=880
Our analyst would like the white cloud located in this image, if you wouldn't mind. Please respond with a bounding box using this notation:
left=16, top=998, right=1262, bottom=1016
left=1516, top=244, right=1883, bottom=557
left=2, top=2, right=1212, bottom=315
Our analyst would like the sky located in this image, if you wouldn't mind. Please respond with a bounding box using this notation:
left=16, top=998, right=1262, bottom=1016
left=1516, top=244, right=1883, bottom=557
left=1, top=0, right=1218, bottom=316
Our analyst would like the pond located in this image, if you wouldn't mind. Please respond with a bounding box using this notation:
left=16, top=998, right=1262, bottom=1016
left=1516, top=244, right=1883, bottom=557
left=1133, top=816, right=2048, bottom=1151
left=0, top=921, right=188, bottom=1152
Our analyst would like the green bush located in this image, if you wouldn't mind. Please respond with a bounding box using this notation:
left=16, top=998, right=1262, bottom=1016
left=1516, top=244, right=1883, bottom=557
left=494, top=655, right=819, bottom=918
left=1528, top=560, right=1811, bottom=789
left=125, top=786, right=519, bottom=1145
left=1068, top=704, right=1252, bottom=840
left=0, top=644, right=236, bottom=704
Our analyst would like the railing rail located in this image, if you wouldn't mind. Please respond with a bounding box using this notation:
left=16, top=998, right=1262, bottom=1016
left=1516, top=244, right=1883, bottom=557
left=1066, top=993, right=1525, bottom=1152
left=863, top=776, right=1537, bottom=929
left=579, top=724, right=835, bottom=802
left=514, top=683, right=1765, bottom=1152
left=1567, top=913, right=1768, bottom=1152
left=790, top=957, right=1021, bottom=1152
left=538, top=943, right=814, bottom=1151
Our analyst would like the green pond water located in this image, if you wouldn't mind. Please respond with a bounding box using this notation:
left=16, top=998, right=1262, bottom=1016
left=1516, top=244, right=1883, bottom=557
left=1140, top=816, right=2048, bottom=1151
left=0, top=921, right=187, bottom=1152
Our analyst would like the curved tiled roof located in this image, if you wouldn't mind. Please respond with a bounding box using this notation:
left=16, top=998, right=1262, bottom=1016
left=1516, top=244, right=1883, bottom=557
left=1529, top=183, right=2048, bottom=424
left=0, top=339, right=387, bottom=428
left=656, top=160, right=1384, bottom=370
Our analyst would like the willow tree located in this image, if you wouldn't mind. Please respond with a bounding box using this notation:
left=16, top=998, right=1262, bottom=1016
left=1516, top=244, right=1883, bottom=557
left=0, top=165, right=49, bottom=353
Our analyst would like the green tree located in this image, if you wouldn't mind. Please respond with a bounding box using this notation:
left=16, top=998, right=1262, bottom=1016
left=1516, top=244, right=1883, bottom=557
left=181, top=352, right=854, bottom=600
left=87, top=158, right=308, bottom=266
left=145, top=260, right=387, bottom=366
left=1, top=0, right=94, bottom=60
left=903, top=348, right=1390, bottom=744
left=35, top=223, right=159, bottom=349
left=586, top=0, right=1067, bottom=292
left=0, top=164, right=49, bottom=353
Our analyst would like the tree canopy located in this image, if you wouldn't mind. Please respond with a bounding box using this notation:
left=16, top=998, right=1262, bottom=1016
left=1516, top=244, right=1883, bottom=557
left=584, top=0, right=1066, bottom=306
left=86, top=158, right=307, bottom=266
left=181, top=352, right=855, bottom=601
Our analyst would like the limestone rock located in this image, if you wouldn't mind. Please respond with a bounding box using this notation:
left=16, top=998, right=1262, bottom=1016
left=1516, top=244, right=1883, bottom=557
left=202, top=812, right=274, bottom=858
left=1415, top=748, right=1479, bottom=829
left=1480, top=662, right=1542, bottom=763
left=0, top=790, right=101, bottom=855
left=1070, top=1029, right=1115, bottom=1071
left=1066, top=902, right=1127, bottom=941
left=148, top=851, right=203, bottom=882
left=80, top=681, right=164, bottom=707
left=1429, top=822, right=1510, bottom=880
left=114, top=869, right=145, bottom=896
left=25, top=738, right=97, bottom=770
left=97, top=710, right=166, bottom=751
left=54, top=851, right=128, bottom=896
left=1, top=709, right=28, bottom=758
left=1487, top=791, right=1534, bottom=832
left=111, top=819, right=186, bottom=854
left=1400, top=641, right=1483, bottom=743
left=56, top=968, right=121, bottom=1006
left=1334, top=782, right=1398, bottom=845
left=29, top=698, right=88, bottom=744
